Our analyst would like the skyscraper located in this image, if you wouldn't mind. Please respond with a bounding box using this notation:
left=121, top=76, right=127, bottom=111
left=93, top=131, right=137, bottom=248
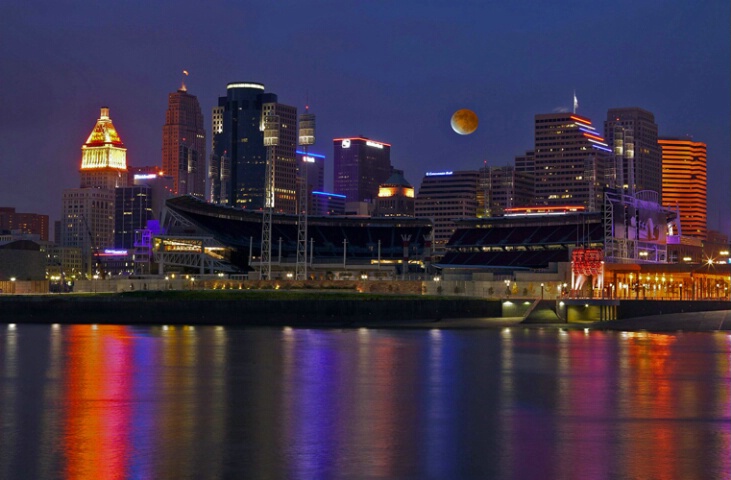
left=477, top=165, right=533, bottom=217
left=63, top=107, right=128, bottom=277
left=114, top=185, right=153, bottom=249
left=210, top=82, right=298, bottom=213
left=414, top=170, right=479, bottom=256
left=532, top=113, right=611, bottom=211
left=297, top=150, right=325, bottom=213
left=333, top=137, right=392, bottom=204
left=604, top=107, right=662, bottom=199
left=659, top=138, right=707, bottom=239
left=162, top=84, right=206, bottom=198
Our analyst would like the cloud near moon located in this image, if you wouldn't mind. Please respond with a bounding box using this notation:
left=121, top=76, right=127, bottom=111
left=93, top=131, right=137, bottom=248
left=451, top=109, right=478, bottom=135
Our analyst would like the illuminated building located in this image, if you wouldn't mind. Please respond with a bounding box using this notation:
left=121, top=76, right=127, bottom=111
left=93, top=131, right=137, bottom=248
left=61, top=188, right=115, bottom=277
left=477, top=165, right=532, bottom=217
left=63, top=107, right=128, bottom=278
left=659, top=138, right=707, bottom=239
left=114, top=186, right=153, bottom=249
left=297, top=151, right=325, bottom=213
left=79, top=107, right=128, bottom=190
left=532, top=113, right=611, bottom=211
left=333, top=137, right=392, bottom=203
left=415, top=170, right=479, bottom=255
left=604, top=107, right=662, bottom=199
left=132, top=172, right=174, bottom=221
left=0, top=207, right=49, bottom=241
left=311, top=191, right=346, bottom=216
left=210, top=82, right=298, bottom=213
left=162, top=85, right=206, bottom=198
left=375, top=169, right=414, bottom=217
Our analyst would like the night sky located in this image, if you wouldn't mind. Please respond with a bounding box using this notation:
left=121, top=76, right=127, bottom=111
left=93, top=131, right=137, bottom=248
left=2, top=1, right=729, bottom=235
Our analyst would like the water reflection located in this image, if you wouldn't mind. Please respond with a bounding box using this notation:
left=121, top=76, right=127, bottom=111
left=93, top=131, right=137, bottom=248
left=0, top=324, right=729, bottom=479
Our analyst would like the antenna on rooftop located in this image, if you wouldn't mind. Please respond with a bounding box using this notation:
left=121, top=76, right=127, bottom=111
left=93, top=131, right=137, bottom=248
left=181, top=70, right=189, bottom=92
left=573, top=90, right=578, bottom=114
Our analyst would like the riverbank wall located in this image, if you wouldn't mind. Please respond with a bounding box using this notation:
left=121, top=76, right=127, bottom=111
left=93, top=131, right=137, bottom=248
left=0, top=294, right=503, bottom=326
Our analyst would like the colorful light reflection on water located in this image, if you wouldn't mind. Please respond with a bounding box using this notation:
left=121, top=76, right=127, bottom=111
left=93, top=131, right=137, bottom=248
left=0, top=324, right=729, bottom=479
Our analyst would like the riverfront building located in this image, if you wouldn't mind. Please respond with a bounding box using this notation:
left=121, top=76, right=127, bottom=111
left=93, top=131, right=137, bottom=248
left=659, top=138, right=707, bottom=240
left=210, top=82, right=298, bottom=213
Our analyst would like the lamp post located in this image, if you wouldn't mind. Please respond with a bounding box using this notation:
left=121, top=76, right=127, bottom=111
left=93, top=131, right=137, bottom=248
left=540, top=283, right=544, bottom=300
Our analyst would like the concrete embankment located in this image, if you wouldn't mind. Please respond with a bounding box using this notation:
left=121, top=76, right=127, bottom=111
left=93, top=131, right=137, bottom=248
left=0, top=294, right=504, bottom=327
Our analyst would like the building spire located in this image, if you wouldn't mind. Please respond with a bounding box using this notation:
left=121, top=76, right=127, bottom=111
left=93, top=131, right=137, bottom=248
left=180, top=70, right=189, bottom=92
left=573, top=90, right=578, bottom=114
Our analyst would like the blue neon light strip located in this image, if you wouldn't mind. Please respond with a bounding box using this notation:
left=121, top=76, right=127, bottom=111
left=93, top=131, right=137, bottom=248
left=296, top=151, right=325, bottom=158
left=591, top=145, right=612, bottom=153
left=312, top=191, right=346, bottom=198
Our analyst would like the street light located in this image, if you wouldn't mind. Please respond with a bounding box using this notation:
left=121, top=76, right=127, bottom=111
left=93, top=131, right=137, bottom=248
left=540, top=283, right=544, bottom=299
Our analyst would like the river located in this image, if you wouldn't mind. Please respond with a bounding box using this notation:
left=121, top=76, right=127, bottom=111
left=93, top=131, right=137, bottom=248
left=1, top=322, right=729, bottom=479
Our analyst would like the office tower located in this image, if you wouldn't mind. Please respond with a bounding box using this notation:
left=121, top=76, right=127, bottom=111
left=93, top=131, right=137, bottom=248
left=79, top=107, right=128, bottom=190
left=477, top=165, right=533, bottom=217
left=533, top=113, right=611, bottom=211
left=162, top=85, right=206, bottom=198
left=604, top=107, right=662, bottom=199
left=333, top=137, right=392, bottom=203
left=415, top=170, right=479, bottom=255
left=375, top=169, right=415, bottom=217
left=210, top=82, right=298, bottom=213
left=61, top=188, right=115, bottom=277
left=63, top=107, right=128, bottom=277
left=297, top=150, right=325, bottom=194
left=133, top=172, right=175, bottom=220
left=0, top=207, right=49, bottom=241
left=115, top=185, right=153, bottom=249
left=513, top=151, right=535, bottom=203
left=263, top=101, right=298, bottom=214
left=209, top=104, right=226, bottom=203
left=311, top=192, right=346, bottom=215
left=659, top=138, right=707, bottom=239
left=296, top=150, right=325, bottom=216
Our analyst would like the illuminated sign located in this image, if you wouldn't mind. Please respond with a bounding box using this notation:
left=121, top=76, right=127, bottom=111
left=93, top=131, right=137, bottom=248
left=134, top=174, right=157, bottom=179
left=341, top=139, right=351, bottom=148
left=426, top=171, right=453, bottom=176
left=366, top=140, right=384, bottom=149
left=302, top=156, right=315, bottom=163
left=103, top=249, right=128, bottom=255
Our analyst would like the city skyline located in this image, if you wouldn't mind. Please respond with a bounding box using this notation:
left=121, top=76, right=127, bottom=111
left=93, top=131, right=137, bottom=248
left=1, top=1, right=728, bottom=234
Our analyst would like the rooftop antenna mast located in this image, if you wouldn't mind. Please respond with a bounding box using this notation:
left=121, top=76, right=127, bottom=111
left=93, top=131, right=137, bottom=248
left=181, top=70, right=189, bottom=92
left=573, top=90, right=578, bottom=114
left=296, top=104, right=316, bottom=280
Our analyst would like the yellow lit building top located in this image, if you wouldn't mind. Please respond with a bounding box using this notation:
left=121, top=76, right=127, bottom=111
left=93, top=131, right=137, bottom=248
left=81, top=107, right=127, bottom=171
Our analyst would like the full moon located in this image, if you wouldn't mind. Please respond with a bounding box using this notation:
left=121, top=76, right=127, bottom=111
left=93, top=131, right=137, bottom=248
left=450, top=109, right=478, bottom=135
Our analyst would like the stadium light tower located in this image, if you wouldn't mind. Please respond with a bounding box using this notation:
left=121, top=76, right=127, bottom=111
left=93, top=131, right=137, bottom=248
left=296, top=109, right=315, bottom=280
left=260, top=114, right=280, bottom=280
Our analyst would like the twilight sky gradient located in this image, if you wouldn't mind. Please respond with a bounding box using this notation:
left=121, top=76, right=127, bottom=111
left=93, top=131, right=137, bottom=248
left=1, top=1, right=729, bottom=235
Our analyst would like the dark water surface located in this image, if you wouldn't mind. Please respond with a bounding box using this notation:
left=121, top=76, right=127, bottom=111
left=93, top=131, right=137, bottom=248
left=1, top=323, right=729, bottom=479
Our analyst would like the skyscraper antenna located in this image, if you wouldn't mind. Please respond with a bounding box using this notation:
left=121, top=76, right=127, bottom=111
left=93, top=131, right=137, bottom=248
left=573, top=90, right=578, bottom=114
left=181, top=70, right=189, bottom=92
